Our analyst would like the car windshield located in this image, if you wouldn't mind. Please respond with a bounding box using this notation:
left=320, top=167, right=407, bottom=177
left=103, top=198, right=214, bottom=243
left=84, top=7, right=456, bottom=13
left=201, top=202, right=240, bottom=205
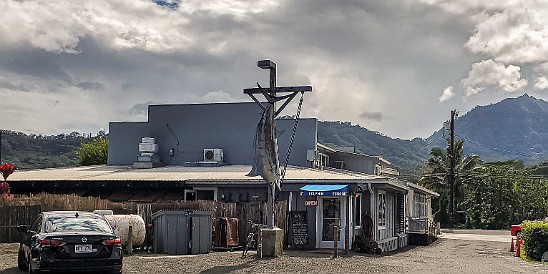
left=44, top=216, right=113, bottom=233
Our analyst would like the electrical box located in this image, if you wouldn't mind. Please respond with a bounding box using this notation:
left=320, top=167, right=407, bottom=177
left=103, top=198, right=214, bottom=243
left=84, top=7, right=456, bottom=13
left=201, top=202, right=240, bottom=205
left=306, top=149, right=318, bottom=161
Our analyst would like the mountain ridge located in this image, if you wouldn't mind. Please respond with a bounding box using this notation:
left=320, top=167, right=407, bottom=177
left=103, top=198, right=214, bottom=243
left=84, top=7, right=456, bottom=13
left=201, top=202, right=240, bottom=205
left=1, top=95, right=547, bottom=173
left=425, top=94, right=548, bottom=164
left=318, top=94, right=548, bottom=173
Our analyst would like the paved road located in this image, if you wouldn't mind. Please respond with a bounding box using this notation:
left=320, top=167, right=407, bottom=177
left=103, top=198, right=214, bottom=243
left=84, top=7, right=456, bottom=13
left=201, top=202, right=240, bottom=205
left=440, top=229, right=511, bottom=243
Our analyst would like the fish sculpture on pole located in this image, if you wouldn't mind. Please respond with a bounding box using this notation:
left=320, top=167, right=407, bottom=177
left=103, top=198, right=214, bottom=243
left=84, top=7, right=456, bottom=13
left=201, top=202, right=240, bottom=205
left=247, top=105, right=280, bottom=190
left=244, top=60, right=312, bottom=230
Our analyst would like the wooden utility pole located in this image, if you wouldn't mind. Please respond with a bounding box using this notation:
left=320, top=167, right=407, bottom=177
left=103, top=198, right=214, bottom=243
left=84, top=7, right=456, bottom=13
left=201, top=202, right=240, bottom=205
left=244, top=60, right=312, bottom=228
left=448, top=110, right=457, bottom=226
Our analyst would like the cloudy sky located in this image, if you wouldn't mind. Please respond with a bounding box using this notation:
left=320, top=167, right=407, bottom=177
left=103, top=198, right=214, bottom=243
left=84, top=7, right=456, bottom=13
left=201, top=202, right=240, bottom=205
left=0, top=0, right=547, bottom=139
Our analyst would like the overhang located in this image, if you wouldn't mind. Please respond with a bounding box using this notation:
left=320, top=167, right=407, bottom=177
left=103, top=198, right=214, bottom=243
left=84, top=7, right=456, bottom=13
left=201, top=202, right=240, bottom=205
left=300, top=184, right=348, bottom=196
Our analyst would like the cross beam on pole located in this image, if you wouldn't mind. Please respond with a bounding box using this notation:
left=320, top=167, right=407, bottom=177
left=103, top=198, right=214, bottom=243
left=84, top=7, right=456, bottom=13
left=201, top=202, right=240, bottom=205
left=245, top=86, right=312, bottom=116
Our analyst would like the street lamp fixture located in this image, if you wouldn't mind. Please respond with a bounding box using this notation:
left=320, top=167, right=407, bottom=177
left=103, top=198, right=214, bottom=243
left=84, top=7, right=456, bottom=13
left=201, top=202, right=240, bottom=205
left=257, top=60, right=276, bottom=70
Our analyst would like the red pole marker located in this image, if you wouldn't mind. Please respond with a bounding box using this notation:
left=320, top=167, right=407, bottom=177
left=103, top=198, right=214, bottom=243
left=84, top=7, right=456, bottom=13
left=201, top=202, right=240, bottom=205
left=509, top=237, right=515, bottom=252
left=515, top=239, right=522, bottom=257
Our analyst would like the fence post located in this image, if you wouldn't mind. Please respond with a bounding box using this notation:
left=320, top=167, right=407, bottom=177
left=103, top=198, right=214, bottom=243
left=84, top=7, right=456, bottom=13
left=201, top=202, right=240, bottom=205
left=258, top=225, right=263, bottom=259
left=333, top=225, right=338, bottom=258
left=8, top=206, right=12, bottom=242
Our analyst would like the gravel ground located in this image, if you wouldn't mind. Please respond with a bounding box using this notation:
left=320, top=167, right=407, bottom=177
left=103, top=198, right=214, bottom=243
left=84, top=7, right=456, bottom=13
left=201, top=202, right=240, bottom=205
left=1, top=239, right=547, bottom=273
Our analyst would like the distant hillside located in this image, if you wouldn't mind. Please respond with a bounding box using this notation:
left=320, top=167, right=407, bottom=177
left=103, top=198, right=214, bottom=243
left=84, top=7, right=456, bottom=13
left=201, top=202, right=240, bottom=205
left=317, top=121, right=430, bottom=173
left=426, top=94, right=548, bottom=164
left=317, top=94, right=548, bottom=175
left=3, top=94, right=547, bottom=173
left=0, top=131, right=94, bottom=169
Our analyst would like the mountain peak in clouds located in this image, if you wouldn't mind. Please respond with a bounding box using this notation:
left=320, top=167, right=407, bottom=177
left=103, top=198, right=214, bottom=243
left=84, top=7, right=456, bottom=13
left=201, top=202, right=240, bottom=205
left=428, top=94, right=548, bottom=164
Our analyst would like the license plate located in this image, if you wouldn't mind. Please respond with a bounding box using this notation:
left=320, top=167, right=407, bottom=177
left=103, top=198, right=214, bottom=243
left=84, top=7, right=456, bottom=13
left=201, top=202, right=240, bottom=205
left=75, top=244, right=93, bottom=253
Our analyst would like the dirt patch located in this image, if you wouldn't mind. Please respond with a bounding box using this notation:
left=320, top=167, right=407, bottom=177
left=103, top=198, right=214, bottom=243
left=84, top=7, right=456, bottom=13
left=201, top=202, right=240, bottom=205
left=1, top=239, right=547, bottom=273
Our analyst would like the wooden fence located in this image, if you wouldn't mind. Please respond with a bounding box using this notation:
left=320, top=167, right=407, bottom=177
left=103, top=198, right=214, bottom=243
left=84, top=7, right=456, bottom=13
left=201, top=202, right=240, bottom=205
left=0, top=194, right=288, bottom=246
left=0, top=204, right=41, bottom=243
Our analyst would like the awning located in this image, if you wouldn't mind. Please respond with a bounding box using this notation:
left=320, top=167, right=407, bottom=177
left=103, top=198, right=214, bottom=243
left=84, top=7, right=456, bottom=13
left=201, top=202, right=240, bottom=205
left=300, top=185, right=348, bottom=196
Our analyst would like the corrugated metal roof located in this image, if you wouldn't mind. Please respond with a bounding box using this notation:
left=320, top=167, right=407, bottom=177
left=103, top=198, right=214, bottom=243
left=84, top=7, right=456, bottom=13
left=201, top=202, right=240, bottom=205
left=407, top=182, right=440, bottom=197
left=9, top=165, right=390, bottom=182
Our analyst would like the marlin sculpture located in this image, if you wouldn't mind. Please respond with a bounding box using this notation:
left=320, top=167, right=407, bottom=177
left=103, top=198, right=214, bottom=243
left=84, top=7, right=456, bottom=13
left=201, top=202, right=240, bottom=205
left=247, top=103, right=281, bottom=190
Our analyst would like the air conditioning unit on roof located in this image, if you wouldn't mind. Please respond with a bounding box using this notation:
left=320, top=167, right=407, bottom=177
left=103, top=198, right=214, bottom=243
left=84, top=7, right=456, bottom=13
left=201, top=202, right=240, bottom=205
left=204, top=148, right=223, bottom=162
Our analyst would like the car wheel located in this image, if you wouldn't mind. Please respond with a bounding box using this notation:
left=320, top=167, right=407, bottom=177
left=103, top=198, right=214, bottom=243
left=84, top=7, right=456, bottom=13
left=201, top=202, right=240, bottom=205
left=27, top=254, right=39, bottom=274
left=17, top=248, right=28, bottom=271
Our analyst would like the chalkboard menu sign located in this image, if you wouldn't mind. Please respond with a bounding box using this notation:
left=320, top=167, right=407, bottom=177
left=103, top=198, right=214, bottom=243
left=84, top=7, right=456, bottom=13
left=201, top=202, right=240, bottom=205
left=290, top=211, right=308, bottom=245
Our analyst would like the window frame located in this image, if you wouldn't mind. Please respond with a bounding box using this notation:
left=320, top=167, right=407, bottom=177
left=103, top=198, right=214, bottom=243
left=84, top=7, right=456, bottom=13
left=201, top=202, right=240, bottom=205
left=412, top=192, right=427, bottom=218
left=377, top=191, right=386, bottom=228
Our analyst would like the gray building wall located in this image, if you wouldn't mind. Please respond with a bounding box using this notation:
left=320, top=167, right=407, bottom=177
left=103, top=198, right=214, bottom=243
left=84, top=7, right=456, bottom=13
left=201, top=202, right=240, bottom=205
left=108, top=102, right=317, bottom=167
left=330, top=152, right=377, bottom=174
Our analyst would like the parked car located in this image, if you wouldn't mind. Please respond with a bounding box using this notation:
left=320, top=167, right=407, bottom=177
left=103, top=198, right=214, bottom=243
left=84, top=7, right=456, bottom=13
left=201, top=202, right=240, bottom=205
left=17, top=211, right=123, bottom=273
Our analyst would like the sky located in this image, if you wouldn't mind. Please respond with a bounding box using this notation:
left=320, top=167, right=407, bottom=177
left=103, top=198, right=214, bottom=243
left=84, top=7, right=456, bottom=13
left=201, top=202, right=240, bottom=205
left=0, top=0, right=547, bottom=139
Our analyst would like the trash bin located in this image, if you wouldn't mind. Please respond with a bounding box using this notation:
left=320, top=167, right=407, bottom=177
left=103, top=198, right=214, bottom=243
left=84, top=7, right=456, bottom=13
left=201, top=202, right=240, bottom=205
left=152, top=211, right=213, bottom=255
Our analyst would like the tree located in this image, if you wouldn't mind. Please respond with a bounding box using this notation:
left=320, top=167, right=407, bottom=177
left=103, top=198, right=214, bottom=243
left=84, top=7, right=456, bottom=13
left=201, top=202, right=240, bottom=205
left=460, top=163, right=548, bottom=229
left=419, top=139, right=481, bottom=226
left=76, top=137, right=108, bottom=166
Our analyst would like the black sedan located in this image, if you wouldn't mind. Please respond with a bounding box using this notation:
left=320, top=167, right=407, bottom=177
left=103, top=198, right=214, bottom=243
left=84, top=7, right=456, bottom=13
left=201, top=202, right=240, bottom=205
left=17, top=211, right=123, bottom=273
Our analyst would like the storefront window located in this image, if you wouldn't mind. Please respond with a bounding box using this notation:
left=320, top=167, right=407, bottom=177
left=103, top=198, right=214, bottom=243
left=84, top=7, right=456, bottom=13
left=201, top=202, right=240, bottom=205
left=378, top=192, right=386, bottom=227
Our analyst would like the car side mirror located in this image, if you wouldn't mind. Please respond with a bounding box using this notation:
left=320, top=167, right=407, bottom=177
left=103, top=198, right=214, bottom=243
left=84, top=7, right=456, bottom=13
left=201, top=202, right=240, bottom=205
left=17, top=225, right=28, bottom=233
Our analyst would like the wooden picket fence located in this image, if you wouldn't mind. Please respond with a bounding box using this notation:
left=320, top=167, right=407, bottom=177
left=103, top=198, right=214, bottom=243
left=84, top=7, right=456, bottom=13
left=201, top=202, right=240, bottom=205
left=0, top=194, right=288, bottom=246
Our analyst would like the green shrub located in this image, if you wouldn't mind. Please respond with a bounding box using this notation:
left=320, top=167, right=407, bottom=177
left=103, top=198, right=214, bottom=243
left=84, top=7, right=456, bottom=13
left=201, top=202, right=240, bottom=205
left=76, top=137, right=108, bottom=166
left=520, top=220, right=548, bottom=261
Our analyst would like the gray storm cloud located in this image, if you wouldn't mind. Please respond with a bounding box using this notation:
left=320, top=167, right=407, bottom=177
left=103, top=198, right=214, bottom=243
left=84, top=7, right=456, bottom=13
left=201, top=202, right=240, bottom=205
left=0, top=0, right=547, bottom=139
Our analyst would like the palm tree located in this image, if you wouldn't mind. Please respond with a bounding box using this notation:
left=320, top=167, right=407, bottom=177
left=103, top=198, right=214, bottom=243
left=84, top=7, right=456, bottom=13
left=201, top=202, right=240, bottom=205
left=419, top=139, right=481, bottom=225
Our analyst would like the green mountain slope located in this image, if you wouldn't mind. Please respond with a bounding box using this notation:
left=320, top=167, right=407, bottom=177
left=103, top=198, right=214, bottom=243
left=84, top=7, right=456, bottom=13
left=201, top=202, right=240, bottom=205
left=0, top=131, right=93, bottom=169
left=426, top=94, right=548, bottom=164
left=317, top=121, right=430, bottom=173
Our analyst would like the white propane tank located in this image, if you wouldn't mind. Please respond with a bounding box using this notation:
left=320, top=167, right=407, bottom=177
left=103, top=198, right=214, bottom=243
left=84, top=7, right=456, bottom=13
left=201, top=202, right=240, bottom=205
left=93, top=210, right=114, bottom=216
left=104, top=214, right=146, bottom=247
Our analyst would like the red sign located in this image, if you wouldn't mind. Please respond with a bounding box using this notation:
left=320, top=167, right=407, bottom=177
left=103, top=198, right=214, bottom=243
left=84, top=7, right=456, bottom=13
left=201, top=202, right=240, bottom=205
left=304, top=200, right=318, bottom=207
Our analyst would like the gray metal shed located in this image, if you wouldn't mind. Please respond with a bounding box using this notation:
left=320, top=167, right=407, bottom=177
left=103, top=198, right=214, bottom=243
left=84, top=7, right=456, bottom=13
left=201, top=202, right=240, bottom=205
left=152, top=211, right=213, bottom=255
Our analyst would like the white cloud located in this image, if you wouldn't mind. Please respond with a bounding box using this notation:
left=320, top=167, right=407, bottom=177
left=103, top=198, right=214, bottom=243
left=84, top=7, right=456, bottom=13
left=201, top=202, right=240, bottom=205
left=410, top=0, right=534, bottom=20
left=1, top=0, right=548, bottom=140
left=466, top=4, right=548, bottom=64
left=0, top=87, right=117, bottom=134
left=534, top=77, right=548, bottom=90
left=0, top=0, right=280, bottom=54
left=439, top=86, right=455, bottom=102
left=462, top=59, right=527, bottom=96
left=201, top=90, right=236, bottom=103
left=533, top=62, right=548, bottom=90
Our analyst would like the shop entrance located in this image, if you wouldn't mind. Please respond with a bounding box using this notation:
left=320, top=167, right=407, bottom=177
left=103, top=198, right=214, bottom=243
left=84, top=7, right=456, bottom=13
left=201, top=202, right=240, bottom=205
left=317, top=197, right=346, bottom=248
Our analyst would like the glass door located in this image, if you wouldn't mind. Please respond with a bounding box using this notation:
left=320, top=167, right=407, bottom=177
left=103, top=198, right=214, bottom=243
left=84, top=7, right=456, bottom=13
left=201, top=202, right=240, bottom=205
left=318, top=197, right=346, bottom=248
